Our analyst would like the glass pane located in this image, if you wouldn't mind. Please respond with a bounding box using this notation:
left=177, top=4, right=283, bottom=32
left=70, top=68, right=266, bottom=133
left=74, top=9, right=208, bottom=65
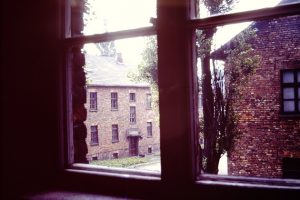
left=71, top=36, right=161, bottom=173
left=283, top=71, right=294, bottom=83
left=196, top=15, right=300, bottom=179
left=283, top=88, right=295, bottom=99
left=199, top=0, right=300, bottom=18
left=284, top=101, right=295, bottom=112
left=71, top=0, right=156, bottom=36
left=297, top=71, right=300, bottom=82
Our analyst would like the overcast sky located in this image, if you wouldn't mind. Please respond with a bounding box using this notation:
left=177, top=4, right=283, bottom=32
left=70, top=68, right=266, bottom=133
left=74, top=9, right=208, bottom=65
left=83, top=0, right=282, bottom=63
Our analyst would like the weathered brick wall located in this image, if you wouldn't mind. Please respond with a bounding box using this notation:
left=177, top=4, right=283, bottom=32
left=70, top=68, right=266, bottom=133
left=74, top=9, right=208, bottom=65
left=72, top=0, right=88, bottom=163
left=228, top=15, right=300, bottom=178
left=85, top=85, right=160, bottom=161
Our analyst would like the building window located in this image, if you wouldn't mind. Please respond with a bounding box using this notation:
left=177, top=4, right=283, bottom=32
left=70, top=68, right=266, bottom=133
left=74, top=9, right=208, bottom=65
left=92, top=156, right=98, bottom=161
left=112, top=124, right=119, bottom=143
left=130, top=106, right=136, bottom=124
left=129, top=93, right=136, bottom=102
left=148, top=147, right=152, bottom=154
left=147, top=122, right=152, bottom=137
left=90, top=92, right=97, bottom=110
left=90, top=125, right=99, bottom=145
left=146, top=93, right=152, bottom=109
left=281, top=69, right=300, bottom=114
left=111, top=92, right=118, bottom=110
left=112, top=152, right=119, bottom=159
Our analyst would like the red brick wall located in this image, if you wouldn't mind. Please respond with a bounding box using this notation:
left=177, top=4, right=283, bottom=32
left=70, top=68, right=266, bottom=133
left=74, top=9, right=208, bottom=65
left=228, top=15, right=300, bottom=178
left=85, top=85, right=160, bottom=161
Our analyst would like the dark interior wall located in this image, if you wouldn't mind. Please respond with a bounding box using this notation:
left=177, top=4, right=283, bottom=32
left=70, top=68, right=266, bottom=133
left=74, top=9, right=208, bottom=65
left=1, top=0, right=61, bottom=197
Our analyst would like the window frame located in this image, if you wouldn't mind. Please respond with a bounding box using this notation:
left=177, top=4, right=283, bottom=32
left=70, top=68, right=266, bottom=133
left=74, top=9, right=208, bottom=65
left=129, top=92, right=136, bottom=102
left=112, top=124, right=119, bottom=143
left=281, top=69, right=300, bottom=115
left=146, top=93, right=152, bottom=109
left=129, top=106, right=136, bottom=124
left=89, top=92, right=97, bottom=111
left=111, top=92, right=118, bottom=110
left=147, top=122, right=153, bottom=137
left=90, top=125, right=99, bottom=146
left=62, top=0, right=300, bottom=194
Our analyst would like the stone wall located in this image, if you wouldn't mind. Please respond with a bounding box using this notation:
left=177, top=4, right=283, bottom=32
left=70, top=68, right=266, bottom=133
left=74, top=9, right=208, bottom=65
left=228, top=15, right=300, bottom=178
left=85, top=85, right=160, bottom=161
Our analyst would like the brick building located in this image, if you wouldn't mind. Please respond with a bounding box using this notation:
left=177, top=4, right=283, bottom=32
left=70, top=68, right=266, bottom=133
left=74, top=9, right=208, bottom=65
left=84, top=54, right=160, bottom=161
left=214, top=13, right=300, bottom=178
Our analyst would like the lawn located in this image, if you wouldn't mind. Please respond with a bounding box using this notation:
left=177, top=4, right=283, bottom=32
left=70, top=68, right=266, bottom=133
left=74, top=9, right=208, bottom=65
left=90, top=156, right=150, bottom=168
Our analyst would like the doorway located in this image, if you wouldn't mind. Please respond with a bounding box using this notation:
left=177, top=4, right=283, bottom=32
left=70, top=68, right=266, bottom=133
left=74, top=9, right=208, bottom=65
left=129, top=137, right=139, bottom=156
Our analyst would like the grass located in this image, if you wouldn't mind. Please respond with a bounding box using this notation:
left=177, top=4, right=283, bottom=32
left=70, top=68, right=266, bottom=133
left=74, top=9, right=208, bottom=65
left=90, top=156, right=150, bottom=168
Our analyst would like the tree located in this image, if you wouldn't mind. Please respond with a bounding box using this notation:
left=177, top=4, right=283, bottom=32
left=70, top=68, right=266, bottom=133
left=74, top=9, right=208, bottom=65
left=129, top=0, right=261, bottom=174
left=198, top=0, right=238, bottom=174
left=128, top=36, right=160, bottom=123
left=198, top=27, right=261, bottom=173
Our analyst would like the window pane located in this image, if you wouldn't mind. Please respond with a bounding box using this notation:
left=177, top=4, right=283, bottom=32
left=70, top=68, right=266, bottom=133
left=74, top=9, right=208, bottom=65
left=199, top=0, right=300, bottom=18
left=283, top=88, right=295, bottom=99
left=197, top=15, right=300, bottom=179
left=283, top=71, right=295, bottom=83
left=73, top=0, right=156, bottom=36
left=72, top=36, right=161, bottom=173
left=284, top=101, right=295, bottom=112
left=298, top=71, right=300, bottom=82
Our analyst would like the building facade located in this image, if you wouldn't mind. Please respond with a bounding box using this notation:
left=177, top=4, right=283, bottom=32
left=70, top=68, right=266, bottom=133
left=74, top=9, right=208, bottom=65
left=84, top=54, right=160, bottom=161
left=218, top=14, right=300, bottom=178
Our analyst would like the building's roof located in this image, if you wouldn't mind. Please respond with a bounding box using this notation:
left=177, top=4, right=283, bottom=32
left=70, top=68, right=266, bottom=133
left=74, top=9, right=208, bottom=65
left=211, top=0, right=299, bottom=60
left=85, top=54, right=149, bottom=88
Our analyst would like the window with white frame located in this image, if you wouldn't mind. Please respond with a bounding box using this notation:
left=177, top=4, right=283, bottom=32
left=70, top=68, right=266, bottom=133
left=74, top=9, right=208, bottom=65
left=129, top=93, right=136, bottom=102
left=129, top=106, right=136, bottom=124
left=281, top=69, right=300, bottom=114
left=89, top=92, right=97, bottom=110
left=146, top=93, right=152, bottom=109
left=147, top=122, right=152, bottom=137
left=112, top=124, right=119, bottom=143
left=111, top=92, right=118, bottom=110
left=90, top=125, right=99, bottom=145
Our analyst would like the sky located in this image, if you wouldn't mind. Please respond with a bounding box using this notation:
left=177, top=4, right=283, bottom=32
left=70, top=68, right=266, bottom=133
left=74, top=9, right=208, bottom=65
left=83, top=0, right=282, bottom=63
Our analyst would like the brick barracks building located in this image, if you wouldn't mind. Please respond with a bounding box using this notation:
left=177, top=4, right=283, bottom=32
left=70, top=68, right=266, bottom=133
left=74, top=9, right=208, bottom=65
left=84, top=54, right=160, bottom=161
left=213, top=11, right=300, bottom=178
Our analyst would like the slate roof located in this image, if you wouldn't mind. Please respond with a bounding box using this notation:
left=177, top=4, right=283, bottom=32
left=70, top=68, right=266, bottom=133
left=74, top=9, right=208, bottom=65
left=84, top=54, right=149, bottom=87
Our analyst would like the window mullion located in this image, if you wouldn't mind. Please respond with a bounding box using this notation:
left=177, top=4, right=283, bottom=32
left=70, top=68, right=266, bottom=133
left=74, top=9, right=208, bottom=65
left=157, top=0, right=197, bottom=183
left=64, top=26, right=156, bottom=47
left=191, top=3, right=300, bottom=29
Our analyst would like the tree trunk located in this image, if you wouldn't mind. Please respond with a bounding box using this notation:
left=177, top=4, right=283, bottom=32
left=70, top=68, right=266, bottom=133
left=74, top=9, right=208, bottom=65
left=201, top=28, right=219, bottom=174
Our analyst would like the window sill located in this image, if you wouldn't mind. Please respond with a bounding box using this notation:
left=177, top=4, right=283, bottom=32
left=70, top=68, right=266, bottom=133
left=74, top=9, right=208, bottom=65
left=279, top=114, right=300, bottom=119
left=112, top=140, right=119, bottom=143
left=89, top=109, right=98, bottom=112
left=68, top=163, right=161, bottom=180
left=197, top=174, right=300, bottom=190
left=111, top=109, right=118, bottom=111
left=90, top=143, right=99, bottom=146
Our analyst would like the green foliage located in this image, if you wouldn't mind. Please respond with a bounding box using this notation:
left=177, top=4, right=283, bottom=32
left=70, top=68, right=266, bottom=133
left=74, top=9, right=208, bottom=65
left=91, top=156, right=150, bottom=168
left=97, top=41, right=116, bottom=57
left=128, top=36, right=158, bottom=86
left=128, top=36, right=160, bottom=124
left=211, top=28, right=261, bottom=156
left=202, top=0, right=237, bottom=15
